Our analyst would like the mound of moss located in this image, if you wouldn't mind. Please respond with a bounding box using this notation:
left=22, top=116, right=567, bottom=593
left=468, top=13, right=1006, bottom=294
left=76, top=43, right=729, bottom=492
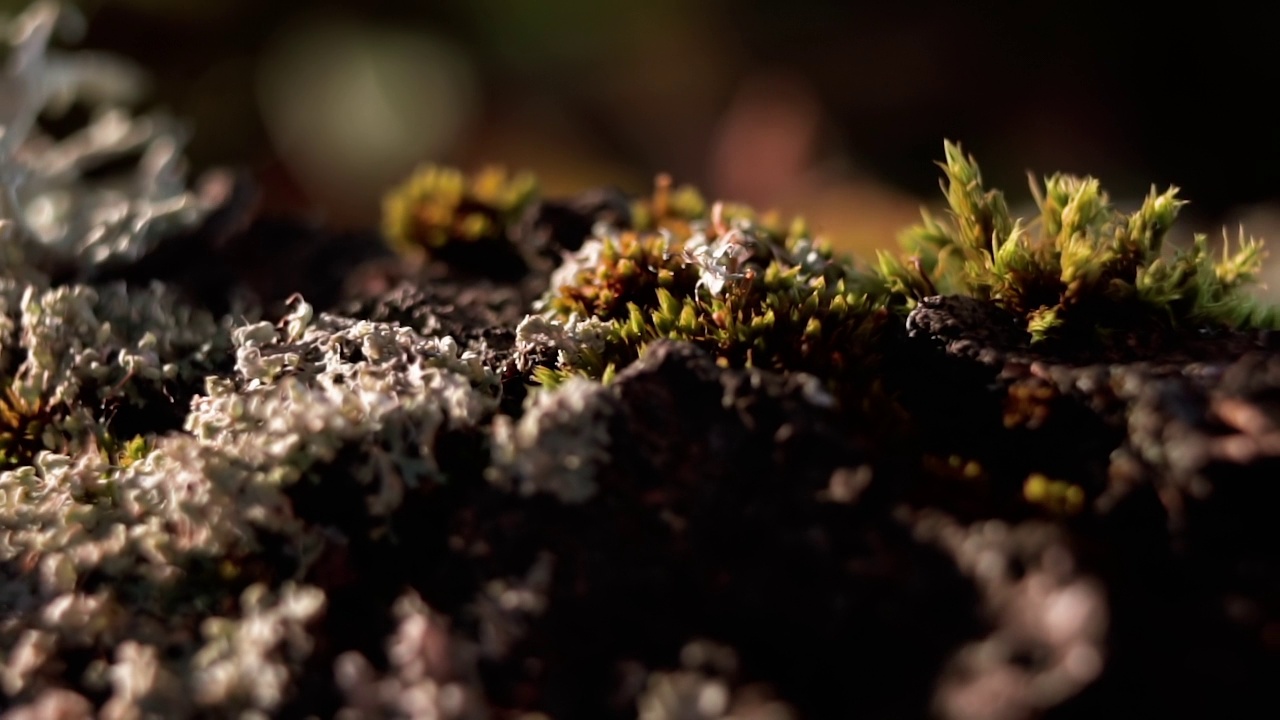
left=3, top=4, right=1280, bottom=719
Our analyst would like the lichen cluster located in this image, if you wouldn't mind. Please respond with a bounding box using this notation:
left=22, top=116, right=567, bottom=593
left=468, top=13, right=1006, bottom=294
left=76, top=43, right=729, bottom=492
left=3, top=2, right=1280, bottom=718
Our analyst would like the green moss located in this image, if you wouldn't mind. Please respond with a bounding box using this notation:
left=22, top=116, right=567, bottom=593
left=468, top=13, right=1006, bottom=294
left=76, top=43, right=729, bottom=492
left=456, top=141, right=1278, bottom=401
left=548, top=230, right=698, bottom=320
left=627, top=173, right=709, bottom=237
left=99, top=432, right=155, bottom=470
left=382, top=164, right=539, bottom=258
left=535, top=199, right=893, bottom=404
left=1023, top=473, right=1086, bottom=516
left=879, top=141, right=1278, bottom=341
left=0, top=385, right=64, bottom=471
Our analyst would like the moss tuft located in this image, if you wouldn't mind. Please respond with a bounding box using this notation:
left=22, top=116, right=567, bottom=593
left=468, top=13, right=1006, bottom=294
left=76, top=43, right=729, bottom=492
left=529, top=199, right=893, bottom=405
left=381, top=164, right=539, bottom=260
left=0, top=385, right=66, bottom=470
left=879, top=141, right=1277, bottom=341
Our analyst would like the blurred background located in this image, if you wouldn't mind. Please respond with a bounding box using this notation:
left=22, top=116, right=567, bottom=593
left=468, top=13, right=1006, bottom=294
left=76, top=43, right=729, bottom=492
left=14, top=0, right=1280, bottom=288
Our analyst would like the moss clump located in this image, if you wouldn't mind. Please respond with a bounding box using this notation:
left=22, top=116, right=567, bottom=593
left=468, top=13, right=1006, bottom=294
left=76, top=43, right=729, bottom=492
left=524, top=197, right=894, bottom=408
left=0, top=386, right=68, bottom=470
left=0, top=384, right=57, bottom=468
left=545, top=230, right=699, bottom=321
left=878, top=141, right=1278, bottom=341
left=382, top=164, right=539, bottom=260
left=522, top=143, right=1280, bottom=400
left=1022, top=472, right=1086, bottom=516
left=628, top=172, right=814, bottom=247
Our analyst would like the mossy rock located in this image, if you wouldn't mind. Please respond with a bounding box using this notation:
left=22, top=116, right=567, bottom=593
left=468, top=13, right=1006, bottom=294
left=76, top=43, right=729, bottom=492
left=3, top=4, right=1279, bottom=713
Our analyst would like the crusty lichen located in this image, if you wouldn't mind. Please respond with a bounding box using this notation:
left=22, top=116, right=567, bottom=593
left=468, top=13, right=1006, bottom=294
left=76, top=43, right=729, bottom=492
left=488, top=376, right=616, bottom=503
left=0, top=296, right=501, bottom=714
left=0, top=1, right=217, bottom=282
left=333, top=590, right=485, bottom=719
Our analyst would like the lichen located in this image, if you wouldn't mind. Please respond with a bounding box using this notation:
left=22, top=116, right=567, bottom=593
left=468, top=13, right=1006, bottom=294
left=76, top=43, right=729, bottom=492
left=333, top=590, right=484, bottom=720
left=0, top=1, right=217, bottom=281
left=488, top=376, right=615, bottom=503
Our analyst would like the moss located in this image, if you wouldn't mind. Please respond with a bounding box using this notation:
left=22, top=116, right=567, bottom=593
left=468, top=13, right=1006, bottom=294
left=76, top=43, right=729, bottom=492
left=530, top=201, right=894, bottom=406
left=878, top=141, right=1278, bottom=342
left=0, top=385, right=66, bottom=470
left=627, top=172, right=708, bottom=237
left=97, top=432, right=154, bottom=470
left=381, top=164, right=539, bottom=271
left=506, top=143, right=1280, bottom=528
left=515, top=141, right=1280, bottom=417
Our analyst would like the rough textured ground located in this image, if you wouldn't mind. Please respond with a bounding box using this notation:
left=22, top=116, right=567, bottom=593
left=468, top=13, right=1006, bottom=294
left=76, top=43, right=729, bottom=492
left=8, top=183, right=1276, bottom=719
left=3, top=4, right=1279, bottom=715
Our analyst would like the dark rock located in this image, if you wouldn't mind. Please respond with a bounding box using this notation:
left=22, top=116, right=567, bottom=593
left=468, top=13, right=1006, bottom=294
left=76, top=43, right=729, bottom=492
left=900, top=294, right=1280, bottom=719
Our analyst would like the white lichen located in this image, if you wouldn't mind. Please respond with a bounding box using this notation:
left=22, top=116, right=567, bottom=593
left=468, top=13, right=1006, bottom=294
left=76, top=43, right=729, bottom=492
left=0, top=1, right=216, bottom=278
left=539, top=235, right=607, bottom=311
left=334, top=590, right=485, bottom=720
left=513, top=312, right=611, bottom=373
left=488, top=377, right=614, bottom=503
left=189, top=582, right=326, bottom=714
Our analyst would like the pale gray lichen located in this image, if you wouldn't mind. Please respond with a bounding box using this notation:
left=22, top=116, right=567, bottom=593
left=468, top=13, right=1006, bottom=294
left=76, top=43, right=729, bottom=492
left=912, top=511, right=1109, bottom=720
left=189, top=582, right=326, bottom=715
left=196, top=296, right=500, bottom=504
left=0, top=1, right=216, bottom=279
left=0, top=440, right=290, bottom=702
left=513, top=312, right=611, bottom=373
left=334, top=590, right=486, bottom=720
left=14, top=280, right=226, bottom=404
left=0, top=31, right=509, bottom=688
left=635, top=640, right=796, bottom=720
left=488, top=377, right=614, bottom=503
left=471, top=551, right=555, bottom=660
left=100, top=640, right=189, bottom=720
left=682, top=224, right=759, bottom=298
left=0, top=291, right=504, bottom=713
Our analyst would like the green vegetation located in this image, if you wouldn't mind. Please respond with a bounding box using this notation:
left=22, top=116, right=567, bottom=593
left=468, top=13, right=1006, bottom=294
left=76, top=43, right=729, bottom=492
left=387, top=142, right=1280, bottom=399
left=533, top=203, right=893, bottom=400
left=382, top=164, right=539, bottom=258
left=0, top=385, right=62, bottom=470
left=878, top=142, right=1278, bottom=340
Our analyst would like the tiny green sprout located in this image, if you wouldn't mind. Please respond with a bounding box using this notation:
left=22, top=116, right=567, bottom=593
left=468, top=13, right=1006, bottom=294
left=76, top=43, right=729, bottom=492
left=117, top=434, right=153, bottom=468
left=629, top=173, right=708, bottom=236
